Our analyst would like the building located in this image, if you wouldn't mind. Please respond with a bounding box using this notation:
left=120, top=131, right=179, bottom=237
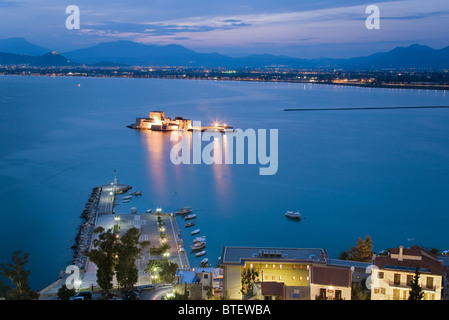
left=218, top=246, right=355, bottom=300
left=371, top=245, right=444, bottom=300
left=129, top=111, right=192, bottom=131
left=173, top=267, right=221, bottom=300
left=310, top=266, right=352, bottom=300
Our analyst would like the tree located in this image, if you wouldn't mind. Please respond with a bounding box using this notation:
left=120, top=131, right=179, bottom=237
left=429, top=248, right=440, bottom=255
left=115, top=227, right=149, bottom=289
left=84, top=227, right=117, bottom=292
left=349, top=235, right=373, bottom=262
left=0, top=251, right=38, bottom=300
left=85, top=227, right=149, bottom=292
left=338, top=251, right=350, bottom=260
left=408, top=266, right=424, bottom=300
left=351, top=282, right=369, bottom=300
left=57, top=284, right=76, bottom=300
left=240, top=267, right=259, bottom=299
left=158, top=260, right=178, bottom=284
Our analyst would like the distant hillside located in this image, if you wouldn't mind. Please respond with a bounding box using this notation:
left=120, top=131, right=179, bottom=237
left=0, top=37, right=50, bottom=56
left=64, top=41, right=449, bottom=69
left=0, top=51, right=77, bottom=67
left=1, top=37, right=448, bottom=69
left=63, top=40, right=236, bottom=67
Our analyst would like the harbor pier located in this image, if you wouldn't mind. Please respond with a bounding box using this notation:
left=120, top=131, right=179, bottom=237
left=39, top=175, right=190, bottom=298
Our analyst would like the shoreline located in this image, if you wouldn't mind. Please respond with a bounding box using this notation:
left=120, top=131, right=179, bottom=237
left=1, top=72, right=448, bottom=91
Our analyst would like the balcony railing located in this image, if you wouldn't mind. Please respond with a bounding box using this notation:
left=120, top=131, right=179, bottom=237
left=387, top=280, right=437, bottom=291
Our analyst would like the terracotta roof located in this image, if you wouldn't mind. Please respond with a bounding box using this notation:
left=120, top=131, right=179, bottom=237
left=310, top=266, right=351, bottom=287
left=375, top=246, right=444, bottom=276
left=261, top=282, right=285, bottom=296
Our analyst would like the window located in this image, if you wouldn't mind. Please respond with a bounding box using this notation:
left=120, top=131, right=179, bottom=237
left=335, top=290, right=342, bottom=300
left=292, top=276, right=296, bottom=281
left=394, top=274, right=401, bottom=285
left=279, top=264, right=282, bottom=269
left=279, top=276, right=282, bottom=280
left=203, top=274, right=208, bottom=279
left=272, top=276, right=275, bottom=280
left=378, top=272, right=384, bottom=279
left=426, top=277, right=433, bottom=289
left=265, top=275, right=268, bottom=281
left=300, top=276, right=303, bottom=281
left=250, top=264, right=253, bottom=269
left=406, top=275, right=413, bottom=286
left=265, top=264, right=268, bottom=269
left=293, top=265, right=296, bottom=269
left=273, top=264, right=275, bottom=269
left=403, top=290, right=408, bottom=300
left=319, top=288, right=326, bottom=299
left=393, top=289, right=400, bottom=300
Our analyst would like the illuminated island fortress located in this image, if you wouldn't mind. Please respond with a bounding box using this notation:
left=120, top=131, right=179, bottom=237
left=128, top=111, right=232, bottom=132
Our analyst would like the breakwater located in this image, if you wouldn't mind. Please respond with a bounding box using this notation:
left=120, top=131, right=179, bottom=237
left=71, top=186, right=101, bottom=269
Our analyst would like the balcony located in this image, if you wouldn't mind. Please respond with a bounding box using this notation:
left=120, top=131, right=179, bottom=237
left=387, top=280, right=437, bottom=291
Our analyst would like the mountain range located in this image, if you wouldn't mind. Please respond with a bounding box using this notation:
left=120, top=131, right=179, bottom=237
left=0, top=37, right=448, bottom=70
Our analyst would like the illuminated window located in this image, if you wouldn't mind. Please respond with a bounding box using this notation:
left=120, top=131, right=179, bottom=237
left=250, top=264, right=253, bottom=269
left=293, top=276, right=296, bottom=280
left=280, top=264, right=283, bottom=269
left=265, top=264, right=268, bottom=269
left=265, top=276, right=268, bottom=281
left=293, top=265, right=296, bottom=269
left=272, top=276, right=275, bottom=280
left=307, top=276, right=309, bottom=281
left=307, top=265, right=310, bottom=270
left=300, top=276, right=302, bottom=281
left=273, top=264, right=275, bottom=269
left=279, top=276, right=282, bottom=280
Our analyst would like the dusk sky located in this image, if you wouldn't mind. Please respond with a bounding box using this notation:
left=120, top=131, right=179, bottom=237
left=0, top=0, right=448, bottom=58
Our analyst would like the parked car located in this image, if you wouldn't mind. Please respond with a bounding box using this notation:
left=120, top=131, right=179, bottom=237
left=70, top=291, right=92, bottom=300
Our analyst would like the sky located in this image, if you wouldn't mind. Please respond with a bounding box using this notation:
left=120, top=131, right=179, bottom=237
left=0, top=0, right=448, bottom=58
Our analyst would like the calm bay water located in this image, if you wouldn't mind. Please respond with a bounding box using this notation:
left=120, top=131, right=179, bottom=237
left=0, top=75, right=448, bottom=290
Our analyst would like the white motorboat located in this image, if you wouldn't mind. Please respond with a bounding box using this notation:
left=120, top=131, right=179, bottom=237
left=191, top=229, right=200, bottom=235
left=285, top=210, right=301, bottom=219
left=123, top=196, right=132, bottom=200
left=184, top=214, right=196, bottom=220
left=175, top=207, right=192, bottom=215
left=193, top=236, right=206, bottom=243
left=191, top=241, right=206, bottom=250
left=195, top=250, right=206, bottom=257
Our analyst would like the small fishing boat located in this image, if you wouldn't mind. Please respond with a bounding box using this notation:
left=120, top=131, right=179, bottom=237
left=175, top=207, right=192, bottom=215
left=131, top=191, right=142, bottom=196
left=200, top=258, right=208, bottom=266
left=191, top=229, right=200, bottom=235
left=123, top=196, right=132, bottom=200
left=285, top=210, right=301, bottom=220
left=195, top=250, right=206, bottom=257
left=131, top=207, right=137, bottom=214
left=146, top=209, right=153, bottom=213
left=191, top=241, right=206, bottom=251
left=185, top=221, right=195, bottom=228
left=184, top=214, right=196, bottom=220
left=122, top=200, right=130, bottom=203
left=193, top=236, right=206, bottom=243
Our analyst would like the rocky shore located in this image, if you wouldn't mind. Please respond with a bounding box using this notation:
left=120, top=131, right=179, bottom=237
left=71, top=186, right=101, bottom=269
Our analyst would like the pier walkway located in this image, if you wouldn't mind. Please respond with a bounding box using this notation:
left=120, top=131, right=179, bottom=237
left=39, top=177, right=190, bottom=299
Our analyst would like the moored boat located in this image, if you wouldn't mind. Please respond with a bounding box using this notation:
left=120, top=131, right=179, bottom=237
left=185, top=221, right=195, bottom=228
left=193, top=236, right=206, bottom=243
left=191, top=229, right=200, bottom=235
left=184, top=214, right=196, bottom=220
left=175, top=207, right=192, bottom=215
left=191, top=241, right=206, bottom=251
left=123, top=196, right=132, bottom=200
left=200, top=258, right=208, bottom=266
left=285, top=210, right=301, bottom=219
left=195, top=250, right=206, bottom=257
